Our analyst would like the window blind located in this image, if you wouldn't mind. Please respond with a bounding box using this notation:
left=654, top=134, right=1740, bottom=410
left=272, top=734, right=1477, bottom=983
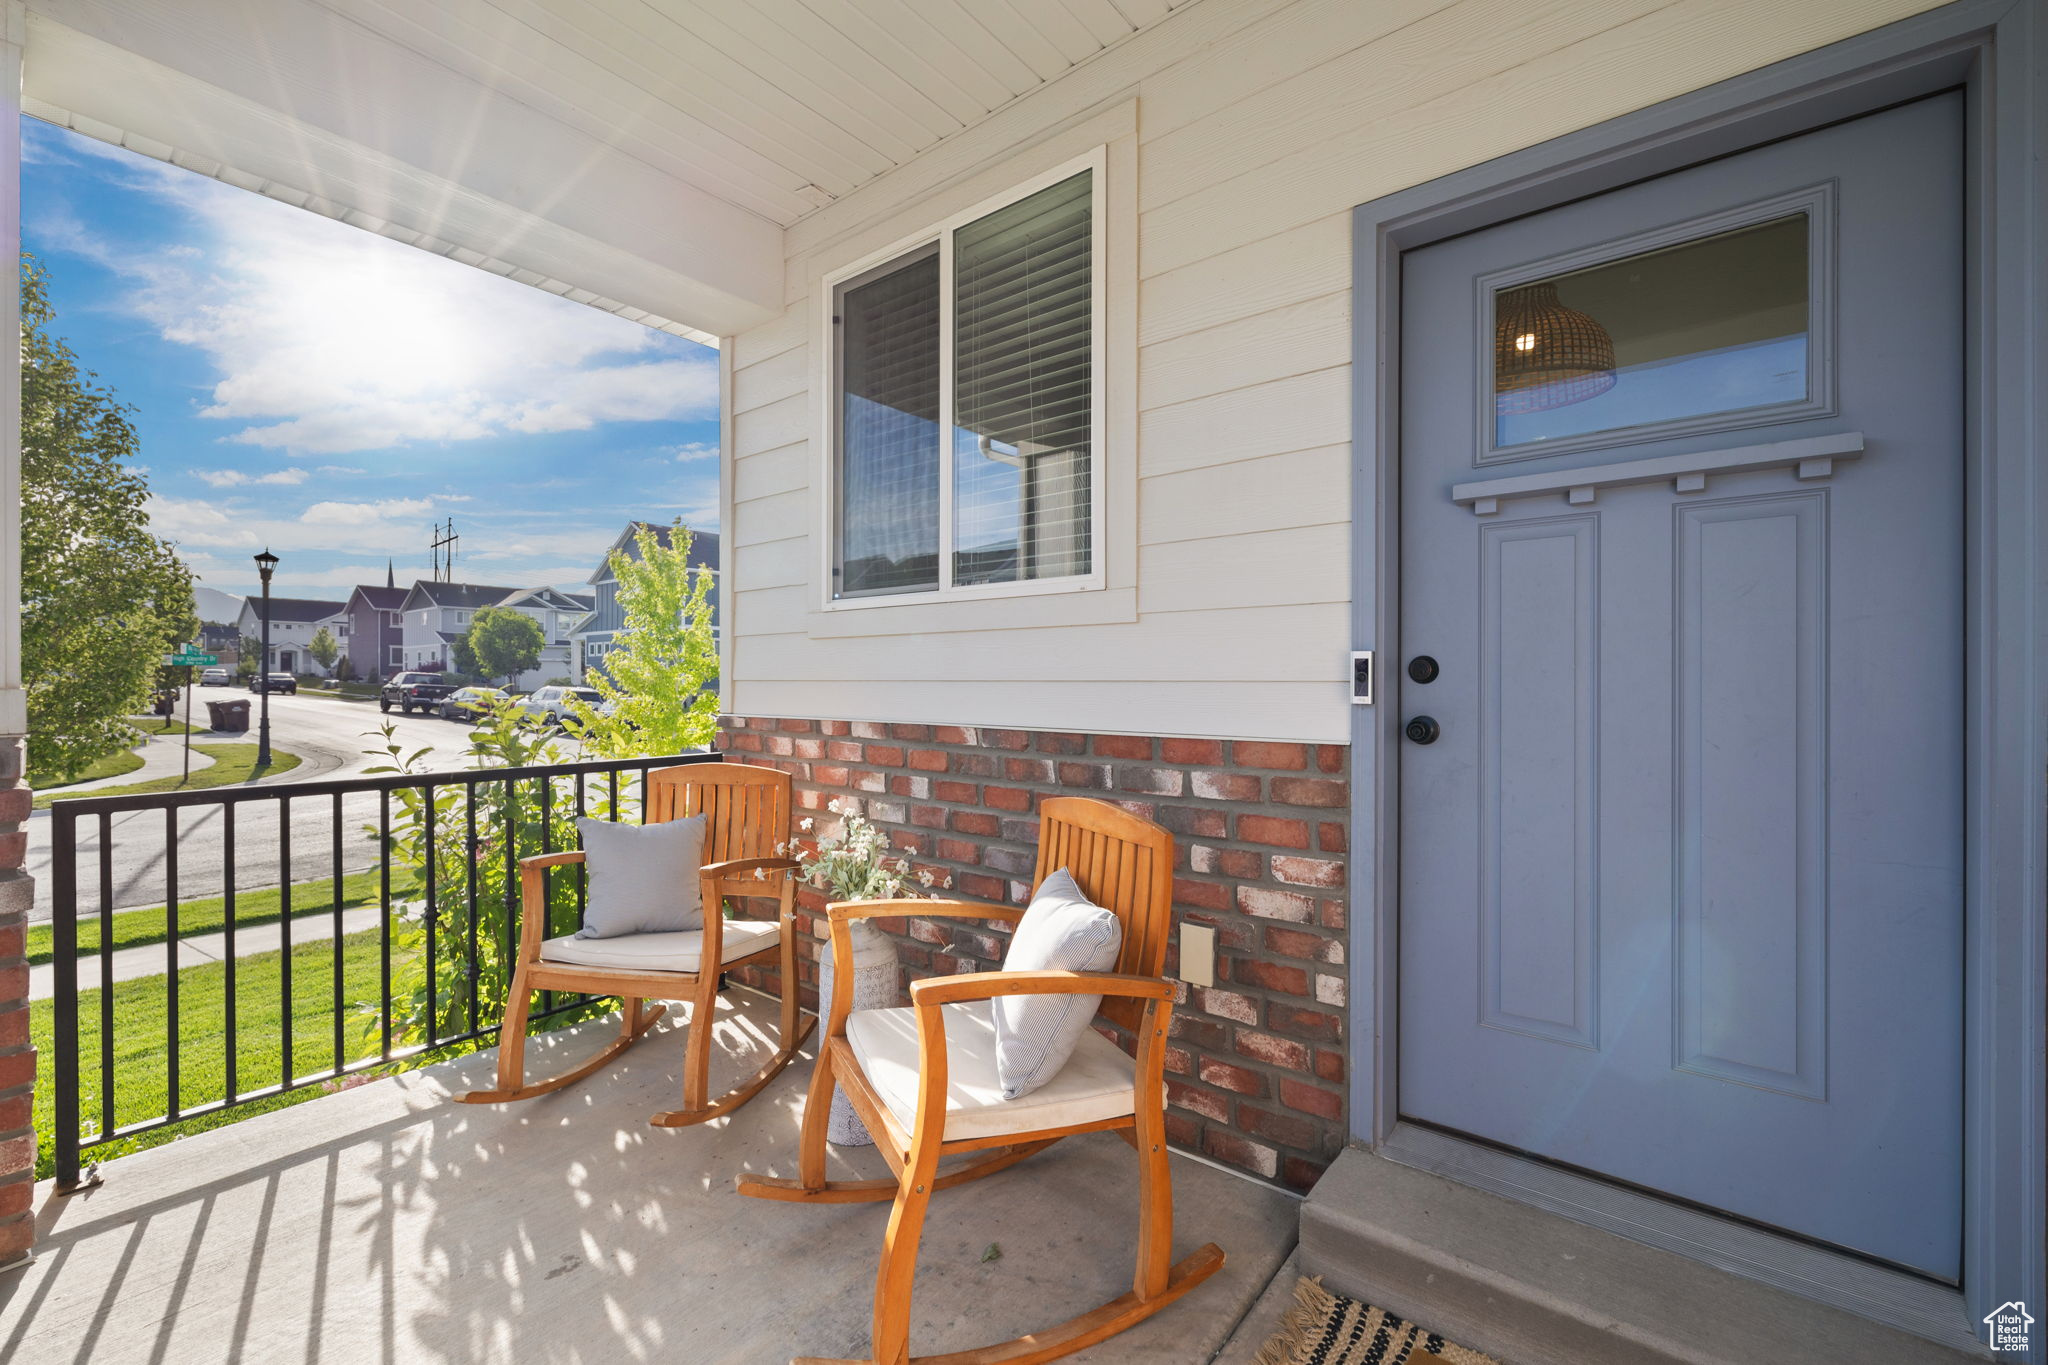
left=951, top=170, right=1093, bottom=587
left=838, top=248, right=941, bottom=596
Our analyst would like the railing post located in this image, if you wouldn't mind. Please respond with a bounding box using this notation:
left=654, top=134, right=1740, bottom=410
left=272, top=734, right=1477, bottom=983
left=51, top=805, right=81, bottom=1190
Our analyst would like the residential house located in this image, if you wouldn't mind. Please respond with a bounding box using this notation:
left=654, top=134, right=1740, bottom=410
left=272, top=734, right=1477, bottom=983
left=395, top=579, right=519, bottom=673
left=196, top=622, right=239, bottom=672
left=572, top=522, right=719, bottom=679
left=494, top=585, right=594, bottom=690
left=2, top=5, right=2041, bottom=1363
left=341, top=581, right=407, bottom=681
left=232, top=595, right=347, bottom=676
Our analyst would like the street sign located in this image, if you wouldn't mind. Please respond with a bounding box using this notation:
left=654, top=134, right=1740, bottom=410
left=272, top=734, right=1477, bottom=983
left=167, top=651, right=218, bottom=666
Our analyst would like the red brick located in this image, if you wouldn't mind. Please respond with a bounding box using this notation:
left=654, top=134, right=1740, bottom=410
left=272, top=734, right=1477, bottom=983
left=1190, top=987, right=1259, bottom=1024
left=890, top=724, right=931, bottom=740
left=0, top=1012, right=22, bottom=1050
left=1053, top=761, right=1108, bottom=789
left=933, top=780, right=979, bottom=804
left=1162, top=738, right=1225, bottom=765
left=827, top=741, right=864, bottom=762
left=0, top=970, right=22, bottom=1010
left=1172, top=877, right=1230, bottom=912
left=1202, top=1130, right=1279, bottom=1179
left=811, top=765, right=851, bottom=787
left=954, top=872, right=1007, bottom=901
left=1235, top=1030, right=1310, bottom=1070
left=0, top=1179, right=29, bottom=1219
left=1237, top=886, right=1316, bottom=923
left=1238, top=815, right=1310, bottom=848
left=932, top=726, right=975, bottom=744
left=1156, top=805, right=1228, bottom=839
left=1190, top=845, right=1263, bottom=879
left=1166, top=1079, right=1230, bottom=1122
left=821, top=720, right=852, bottom=736
left=1268, top=1003, right=1343, bottom=1042
left=950, top=753, right=998, bottom=777
left=1263, top=926, right=1341, bottom=963
left=793, top=738, right=826, bottom=759
left=1198, top=1058, right=1269, bottom=1097
left=936, top=839, right=981, bottom=864
left=911, top=805, right=947, bottom=829
left=0, top=1093, right=26, bottom=1132
left=986, top=729, right=1032, bottom=750
left=1190, top=771, right=1260, bottom=802
left=908, top=748, right=948, bottom=772
left=1163, top=1045, right=1193, bottom=1077
left=0, top=926, right=19, bottom=962
left=1240, top=1104, right=1319, bottom=1150
left=889, top=775, right=931, bottom=799
left=1320, top=899, right=1347, bottom=931
left=1316, top=745, right=1347, bottom=773
left=1282, top=1156, right=1326, bottom=1192
left=778, top=718, right=816, bottom=733
left=0, top=789, right=27, bottom=824
left=865, top=745, right=905, bottom=767
left=1271, top=855, right=1345, bottom=888
left=1093, top=734, right=1153, bottom=759
left=0, top=1215, right=30, bottom=1264
left=1231, top=959, right=1310, bottom=995
left=1271, top=777, right=1346, bottom=808
left=908, top=918, right=950, bottom=946
left=1281, top=1078, right=1344, bottom=1121
left=1314, top=1049, right=1346, bottom=1083
left=763, top=736, right=795, bottom=757
left=1117, top=766, right=1184, bottom=797
left=1004, top=757, right=1053, bottom=782
left=729, top=733, right=764, bottom=753
left=1169, top=1013, right=1228, bottom=1051
left=1164, top=1111, right=1201, bottom=1148
left=1036, top=732, right=1088, bottom=754
left=950, top=810, right=1001, bottom=836
left=983, top=786, right=1033, bottom=812
left=1233, top=741, right=1308, bottom=770
left=0, top=1132, right=28, bottom=1176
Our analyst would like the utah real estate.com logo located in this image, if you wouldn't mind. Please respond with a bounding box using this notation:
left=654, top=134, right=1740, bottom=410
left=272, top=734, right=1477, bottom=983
left=1985, top=1301, right=2034, bottom=1353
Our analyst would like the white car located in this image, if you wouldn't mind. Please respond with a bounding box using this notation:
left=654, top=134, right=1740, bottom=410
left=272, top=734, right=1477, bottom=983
left=519, top=685, right=603, bottom=729
left=199, top=667, right=230, bottom=686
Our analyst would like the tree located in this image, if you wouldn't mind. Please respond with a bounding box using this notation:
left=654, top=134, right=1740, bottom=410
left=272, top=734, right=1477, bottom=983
left=461, top=606, right=545, bottom=685
left=235, top=639, right=260, bottom=682
left=308, top=625, right=340, bottom=674
left=20, top=255, right=195, bottom=780
left=566, top=521, right=719, bottom=757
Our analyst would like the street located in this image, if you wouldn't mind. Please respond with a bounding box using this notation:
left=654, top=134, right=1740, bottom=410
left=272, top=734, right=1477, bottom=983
left=27, top=691, right=519, bottom=919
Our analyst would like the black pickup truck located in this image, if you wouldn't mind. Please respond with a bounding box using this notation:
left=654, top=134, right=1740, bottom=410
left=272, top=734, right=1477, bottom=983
left=380, top=671, right=458, bottom=715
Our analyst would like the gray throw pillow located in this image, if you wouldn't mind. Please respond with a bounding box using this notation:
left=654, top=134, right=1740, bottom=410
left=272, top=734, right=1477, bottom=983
left=574, top=814, right=708, bottom=939
left=992, top=868, right=1124, bottom=1100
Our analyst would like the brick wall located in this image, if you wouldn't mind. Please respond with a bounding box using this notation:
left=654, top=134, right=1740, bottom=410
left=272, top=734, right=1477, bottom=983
left=0, top=737, right=33, bottom=1269
left=719, top=716, right=1349, bottom=1192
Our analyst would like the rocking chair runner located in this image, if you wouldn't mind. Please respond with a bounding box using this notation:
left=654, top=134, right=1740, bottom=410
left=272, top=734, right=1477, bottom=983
left=458, top=761, right=816, bottom=1127
left=737, top=796, right=1224, bottom=1365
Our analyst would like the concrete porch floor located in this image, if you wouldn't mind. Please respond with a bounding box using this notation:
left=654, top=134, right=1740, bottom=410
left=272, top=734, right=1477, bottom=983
left=1, top=991, right=1298, bottom=1363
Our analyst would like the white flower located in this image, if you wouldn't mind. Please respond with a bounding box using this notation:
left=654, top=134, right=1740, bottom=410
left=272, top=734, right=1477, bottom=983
left=753, top=866, right=768, bottom=880
left=800, top=817, right=815, bottom=833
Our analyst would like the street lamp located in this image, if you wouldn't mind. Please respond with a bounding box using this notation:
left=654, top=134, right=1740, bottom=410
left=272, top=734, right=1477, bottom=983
left=254, top=548, right=278, bottom=768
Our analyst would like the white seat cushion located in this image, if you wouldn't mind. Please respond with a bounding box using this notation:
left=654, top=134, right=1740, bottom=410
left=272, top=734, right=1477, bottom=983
left=538, top=919, right=781, bottom=974
left=845, top=1001, right=1136, bottom=1143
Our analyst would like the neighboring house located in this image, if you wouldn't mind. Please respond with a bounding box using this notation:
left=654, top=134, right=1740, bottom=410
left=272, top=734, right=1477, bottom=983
left=573, top=522, right=719, bottom=679
left=197, top=622, right=239, bottom=671
left=342, top=581, right=408, bottom=680
left=233, top=595, right=346, bottom=676
left=494, top=586, right=594, bottom=691
left=395, top=579, right=519, bottom=673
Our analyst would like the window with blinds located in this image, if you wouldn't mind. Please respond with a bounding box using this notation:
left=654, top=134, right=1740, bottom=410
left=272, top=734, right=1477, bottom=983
left=830, top=163, right=1097, bottom=602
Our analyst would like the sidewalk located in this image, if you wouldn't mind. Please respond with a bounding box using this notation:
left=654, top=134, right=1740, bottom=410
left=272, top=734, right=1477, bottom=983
left=28, top=904, right=387, bottom=1000
left=46, top=732, right=220, bottom=795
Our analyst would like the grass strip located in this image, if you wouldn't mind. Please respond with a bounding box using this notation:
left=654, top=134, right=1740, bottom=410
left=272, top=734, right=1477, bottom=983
left=35, top=743, right=301, bottom=809
left=37, top=749, right=144, bottom=791
left=25, top=869, right=387, bottom=968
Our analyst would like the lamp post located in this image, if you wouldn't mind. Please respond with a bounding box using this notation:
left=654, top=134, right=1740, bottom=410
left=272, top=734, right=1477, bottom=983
left=254, top=548, right=278, bottom=768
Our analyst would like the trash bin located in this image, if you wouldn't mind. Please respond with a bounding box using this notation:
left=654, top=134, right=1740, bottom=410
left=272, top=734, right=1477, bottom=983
left=207, top=699, right=251, bottom=733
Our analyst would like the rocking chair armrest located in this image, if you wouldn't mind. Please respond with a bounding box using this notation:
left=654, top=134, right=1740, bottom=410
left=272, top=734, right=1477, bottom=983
left=700, top=855, right=800, bottom=880
left=909, top=969, right=1176, bottom=1008
left=516, top=852, right=586, bottom=959
left=519, top=850, right=588, bottom=872
left=825, top=897, right=1026, bottom=926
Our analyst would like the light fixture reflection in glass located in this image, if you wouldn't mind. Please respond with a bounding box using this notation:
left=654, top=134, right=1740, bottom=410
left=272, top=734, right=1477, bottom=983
left=1493, top=281, right=1617, bottom=414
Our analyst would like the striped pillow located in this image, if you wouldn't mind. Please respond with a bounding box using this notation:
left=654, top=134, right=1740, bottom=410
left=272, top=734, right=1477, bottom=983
left=992, top=869, right=1124, bottom=1100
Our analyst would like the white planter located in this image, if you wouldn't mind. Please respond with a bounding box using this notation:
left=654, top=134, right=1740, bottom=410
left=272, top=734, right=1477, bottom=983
left=816, top=916, right=900, bottom=1147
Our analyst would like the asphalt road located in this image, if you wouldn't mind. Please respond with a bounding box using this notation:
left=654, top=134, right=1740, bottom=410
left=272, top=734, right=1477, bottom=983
left=26, top=690, right=506, bottom=920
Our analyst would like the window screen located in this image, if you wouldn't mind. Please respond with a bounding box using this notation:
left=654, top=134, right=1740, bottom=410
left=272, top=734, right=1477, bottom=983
left=837, top=247, right=941, bottom=596
left=952, top=170, right=1093, bottom=586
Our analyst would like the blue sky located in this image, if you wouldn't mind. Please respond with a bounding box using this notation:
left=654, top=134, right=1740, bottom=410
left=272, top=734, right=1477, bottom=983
left=22, top=117, right=721, bottom=610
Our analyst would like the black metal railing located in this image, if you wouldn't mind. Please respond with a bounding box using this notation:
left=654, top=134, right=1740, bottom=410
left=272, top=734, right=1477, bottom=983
left=47, top=750, right=721, bottom=1187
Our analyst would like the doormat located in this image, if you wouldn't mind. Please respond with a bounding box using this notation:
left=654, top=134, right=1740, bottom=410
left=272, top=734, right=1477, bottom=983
left=1253, top=1277, right=1502, bottom=1365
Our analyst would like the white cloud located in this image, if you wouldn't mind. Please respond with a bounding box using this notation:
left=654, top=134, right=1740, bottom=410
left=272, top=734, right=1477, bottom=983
left=194, top=467, right=310, bottom=488
left=150, top=492, right=446, bottom=555
left=82, top=160, right=719, bottom=456
left=316, top=465, right=369, bottom=476
left=673, top=441, right=719, bottom=462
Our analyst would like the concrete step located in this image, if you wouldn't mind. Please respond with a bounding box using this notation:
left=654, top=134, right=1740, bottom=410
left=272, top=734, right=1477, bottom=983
left=1299, top=1146, right=1989, bottom=1365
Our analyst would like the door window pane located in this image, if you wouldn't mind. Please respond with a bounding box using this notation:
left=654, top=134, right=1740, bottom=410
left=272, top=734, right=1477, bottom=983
left=952, top=170, right=1092, bottom=586
left=1494, top=215, right=1809, bottom=448
left=838, top=248, right=941, bottom=596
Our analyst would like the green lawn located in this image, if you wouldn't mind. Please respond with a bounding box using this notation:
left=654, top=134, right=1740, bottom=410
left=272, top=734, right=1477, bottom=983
left=131, top=715, right=203, bottom=737
left=25, top=869, right=388, bottom=967
left=37, top=749, right=145, bottom=790
left=35, top=742, right=301, bottom=809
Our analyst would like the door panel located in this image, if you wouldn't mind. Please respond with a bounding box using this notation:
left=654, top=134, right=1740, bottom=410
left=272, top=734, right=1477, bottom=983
left=1397, top=94, right=1963, bottom=1277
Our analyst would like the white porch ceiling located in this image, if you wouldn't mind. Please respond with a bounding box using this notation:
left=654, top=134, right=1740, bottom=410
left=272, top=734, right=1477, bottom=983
left=20, top=0, right=1194, bottom=339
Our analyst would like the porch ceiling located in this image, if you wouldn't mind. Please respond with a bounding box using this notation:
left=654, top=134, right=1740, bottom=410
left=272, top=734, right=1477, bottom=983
left=19, top=0, right=1196, bottom=341
left=7, top=993, right=1297, bottom=1362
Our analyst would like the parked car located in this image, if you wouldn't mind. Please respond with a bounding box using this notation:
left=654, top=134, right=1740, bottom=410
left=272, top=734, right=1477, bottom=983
left=250, top=672, right=297, bottom=695
left=380, top=671, right=458, bottom=715
left=519, top=685, right=603, bottom=729
left=438, top=686, right=508, bottom=722
left=199, top=667, right=229, bottom=686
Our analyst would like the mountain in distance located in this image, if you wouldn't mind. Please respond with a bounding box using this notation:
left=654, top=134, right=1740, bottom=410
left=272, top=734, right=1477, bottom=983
left=194, top=583, right=245, bottom=625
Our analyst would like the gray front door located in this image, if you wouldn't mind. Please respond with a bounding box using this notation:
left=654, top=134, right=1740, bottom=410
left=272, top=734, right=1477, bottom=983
left=1397, top=93, right=1962, bottom=1278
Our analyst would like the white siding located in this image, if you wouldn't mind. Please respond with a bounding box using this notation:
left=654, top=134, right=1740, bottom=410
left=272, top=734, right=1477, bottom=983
left=726, top=0, right=1944, bottom=742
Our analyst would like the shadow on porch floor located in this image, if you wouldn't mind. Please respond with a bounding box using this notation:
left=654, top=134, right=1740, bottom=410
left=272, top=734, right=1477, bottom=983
left=2, top=990, right=1298, bottom=1363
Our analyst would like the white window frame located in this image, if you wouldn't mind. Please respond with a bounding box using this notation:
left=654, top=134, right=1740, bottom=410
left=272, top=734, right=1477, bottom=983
left=818, top=147, right=1108, bottom=611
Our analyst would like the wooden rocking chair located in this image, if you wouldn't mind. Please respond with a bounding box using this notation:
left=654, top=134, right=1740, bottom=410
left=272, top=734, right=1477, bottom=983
left=458, top=761, right=816, bottom=1127
left=737, top=796, right=1224, bottom=1365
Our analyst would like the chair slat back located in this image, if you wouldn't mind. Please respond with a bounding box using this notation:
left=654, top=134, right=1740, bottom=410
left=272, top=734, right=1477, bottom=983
left=646, top=762, right=791, bottom=867
left=1031, top=797, right=1175, bottom=1033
